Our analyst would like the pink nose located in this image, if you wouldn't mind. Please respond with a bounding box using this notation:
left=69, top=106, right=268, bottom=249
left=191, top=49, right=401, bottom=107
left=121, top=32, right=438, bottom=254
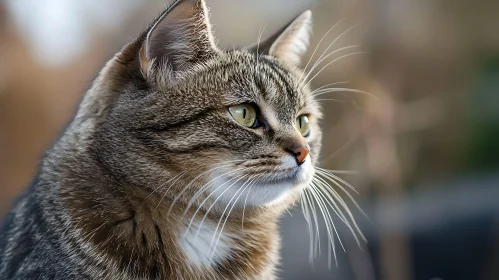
left=289, top=144, right=310, bottom=165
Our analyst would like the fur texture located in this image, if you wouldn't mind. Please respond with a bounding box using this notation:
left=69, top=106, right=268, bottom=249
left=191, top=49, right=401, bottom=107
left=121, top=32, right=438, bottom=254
left=0, top=1, right=320, bottom=279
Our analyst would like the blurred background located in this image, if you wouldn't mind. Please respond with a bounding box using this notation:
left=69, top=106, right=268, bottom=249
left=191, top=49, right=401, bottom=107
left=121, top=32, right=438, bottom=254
left=1, top=0, right=498, bottom=279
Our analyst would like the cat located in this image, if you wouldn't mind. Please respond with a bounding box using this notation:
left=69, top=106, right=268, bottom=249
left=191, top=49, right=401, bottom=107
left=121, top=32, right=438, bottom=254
left=0, top=0, right=326, bottom=279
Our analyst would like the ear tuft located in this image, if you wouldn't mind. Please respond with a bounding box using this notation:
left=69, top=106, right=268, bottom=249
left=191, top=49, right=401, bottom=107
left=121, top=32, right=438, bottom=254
left=269, top=10, right=312, bottom=66
left=140, top=0, right=218, bottom=77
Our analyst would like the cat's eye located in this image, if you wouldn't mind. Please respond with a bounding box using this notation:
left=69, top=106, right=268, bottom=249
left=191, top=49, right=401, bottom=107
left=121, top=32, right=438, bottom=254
left=229, top=104, right=258, bottom=128
left=296, top=115, right=310, bottom=137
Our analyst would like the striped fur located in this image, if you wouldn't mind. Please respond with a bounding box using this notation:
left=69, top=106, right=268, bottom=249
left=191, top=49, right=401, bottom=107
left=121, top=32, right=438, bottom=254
left=0, top=1, right=320, bottom=279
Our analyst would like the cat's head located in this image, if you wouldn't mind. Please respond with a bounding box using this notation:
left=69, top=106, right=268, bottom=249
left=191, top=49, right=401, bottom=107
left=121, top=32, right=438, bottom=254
left=78, top=0, right=321, bottom=209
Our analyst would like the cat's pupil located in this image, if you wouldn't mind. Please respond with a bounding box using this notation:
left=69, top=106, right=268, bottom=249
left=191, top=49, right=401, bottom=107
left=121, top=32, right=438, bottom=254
left=299, top=117, right=302, bottom=128
left=243, top=108, right=247, bottom=119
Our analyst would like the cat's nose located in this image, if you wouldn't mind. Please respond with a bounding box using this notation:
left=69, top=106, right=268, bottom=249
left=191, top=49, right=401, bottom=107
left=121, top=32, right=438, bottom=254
left=288, top=144, right=310, bottom=165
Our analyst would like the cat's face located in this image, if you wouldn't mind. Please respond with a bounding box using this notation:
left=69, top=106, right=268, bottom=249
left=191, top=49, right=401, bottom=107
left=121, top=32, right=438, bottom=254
left=205, top=54, right=321, bottom=206
left=91, top=0, right=320, bottom=208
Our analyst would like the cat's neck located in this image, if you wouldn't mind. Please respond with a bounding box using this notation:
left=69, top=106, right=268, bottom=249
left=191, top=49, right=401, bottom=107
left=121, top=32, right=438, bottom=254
left=40, top=142, right=281, bottom=279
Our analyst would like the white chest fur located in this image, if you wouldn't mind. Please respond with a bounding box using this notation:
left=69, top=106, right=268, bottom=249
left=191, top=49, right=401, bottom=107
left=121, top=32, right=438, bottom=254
left=179, top=219, right=233, bottom=268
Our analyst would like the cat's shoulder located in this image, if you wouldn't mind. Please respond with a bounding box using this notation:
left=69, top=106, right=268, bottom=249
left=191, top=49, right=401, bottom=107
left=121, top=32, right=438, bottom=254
left=0, top=181, right=74, bottom=279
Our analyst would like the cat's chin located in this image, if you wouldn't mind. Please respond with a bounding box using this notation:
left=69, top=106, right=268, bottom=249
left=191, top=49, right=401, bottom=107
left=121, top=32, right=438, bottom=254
left=209, top=156, right=313, bottom=207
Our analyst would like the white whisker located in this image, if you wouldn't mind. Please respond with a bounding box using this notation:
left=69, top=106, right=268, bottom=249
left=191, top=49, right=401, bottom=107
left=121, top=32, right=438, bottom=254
left=313, top=176, right=361, bottom=247
left=183, top=166, right=246, bottom=218
left=303, top=45, right=360, bottom=84
left=315, top=170, right=368, bottom=241
left=312, top=178, right=351, bottom=227
left=209, top=175, right=256, bottom=260
left=305, top=52, right=366, bottom=88
left=242, top=175, right=262, bottom=232
left=313, top=88, right=375, bottom=99
left=315, top=98, right=345, bottom=103
left=315, top=167, right=358, bottom=193
left=300, top=191, right=315, bottom=262
left=299, top=18, right=346, bottom=84
left=309, top=182, right=343, bottom=267
left=167, top=160, right=245, bottom=215
left=300, top=24, right=359, bottom=88
left=309, top=81, right=350, bottom=95
left=143, top=169, right=189, bottom=204
left=304, top=189, right=322, bottom=257
left=255, top=24, right=267, bottom=63
left=193, top=172, right=250, bottom=241
left=318, top=169, right=361, bottom=175
left=184, top=168, right=247, bottom=235
left=154, top=169, right=192, bottom=211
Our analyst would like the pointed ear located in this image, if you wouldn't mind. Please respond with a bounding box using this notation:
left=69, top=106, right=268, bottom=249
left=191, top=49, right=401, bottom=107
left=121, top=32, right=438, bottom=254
left=139, top=0, right=218, bottom=77
left=248, top=10, right=312, bottom=67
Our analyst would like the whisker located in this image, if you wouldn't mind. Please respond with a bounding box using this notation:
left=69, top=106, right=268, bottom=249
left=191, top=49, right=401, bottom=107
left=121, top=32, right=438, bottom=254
left=300, top=24, right=359, bottom=88
left=312, top=178, right=351, bottom=227
left=315, top=98, right=345, bottom=103
left=305, top=52, right=366, bottom=88
left=184, top=168, right=247, bottom=235
left=255, top=24, right=267, bottom=64
left=316, top=169, right=368, bottom=224
left=321, top=178, right=367, bottom=243
left=315, top=167, right=359, bottom=193
left=301, top=164, right=371, bottom=266
left=143, top=169, right=189, bottom=204
left=299, top=18, right=346, bottom=84
left=183, top=167, right=246, bottom=221
left=300, top=191, right=315, bottom=262
left=304, top=189, right=322, bottom=258
left=193, top=172, right=250, bottom=241
left=154, top=169, right=192, bottom=211
left=313, top=176, right=361, bottom=247
left=308, top=184, right=333, bottom=260
left=309, top=81, right=350, bottom=95
left=313, top=88, right=375, bottom=99
left=242, top=175, right=262, bottom=232
left=208, top=188, right=246, bottom=258
left=209, top=175, right=256, bottom=259
left=167, top=160, right=245, bottom=215
left=185, top=170, right=247, bottom=238
left=317, top=169, right=361, bottom=175
left=310, top=24, right=358, bottom=67
left=303, top=45, right=360, bottom=84
left=315, top=171, right=368, bottom=241
left=309, top=183, right=343, bottom=267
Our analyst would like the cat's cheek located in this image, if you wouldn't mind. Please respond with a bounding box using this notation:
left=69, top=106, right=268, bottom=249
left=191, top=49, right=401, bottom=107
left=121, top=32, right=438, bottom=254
left=208, top=157, right=313, bottom=207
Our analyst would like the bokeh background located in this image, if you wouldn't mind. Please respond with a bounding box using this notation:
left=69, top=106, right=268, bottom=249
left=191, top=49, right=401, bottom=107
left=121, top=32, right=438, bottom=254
left=1, top=0, right=499, bottom=279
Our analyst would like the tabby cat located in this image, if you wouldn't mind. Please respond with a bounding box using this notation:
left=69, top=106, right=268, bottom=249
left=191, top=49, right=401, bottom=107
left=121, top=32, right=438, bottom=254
left=0, top=0, right=328, bottom=279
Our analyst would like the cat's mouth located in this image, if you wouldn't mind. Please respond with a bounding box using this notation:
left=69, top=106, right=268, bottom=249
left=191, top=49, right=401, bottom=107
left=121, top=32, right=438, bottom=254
left=209, top=155, right=313, bottom=206
left=252, top=165, right=308, bottom=185
left=230, top=154, right=312, bottom=184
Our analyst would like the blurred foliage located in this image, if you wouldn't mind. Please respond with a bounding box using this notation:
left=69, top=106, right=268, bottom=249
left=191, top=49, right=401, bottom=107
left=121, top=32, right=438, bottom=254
left=465, top=56, right=499, bottom=172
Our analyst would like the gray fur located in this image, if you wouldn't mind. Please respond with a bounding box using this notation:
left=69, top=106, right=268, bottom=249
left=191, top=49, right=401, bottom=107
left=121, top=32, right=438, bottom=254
left=0, top=1, right=321, bottom=279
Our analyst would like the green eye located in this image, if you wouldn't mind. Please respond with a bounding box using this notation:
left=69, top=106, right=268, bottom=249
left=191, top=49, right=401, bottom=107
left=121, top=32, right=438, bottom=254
left=296, top=115, right=310, bottom=137
left=229, top=104, right=257, bottom=128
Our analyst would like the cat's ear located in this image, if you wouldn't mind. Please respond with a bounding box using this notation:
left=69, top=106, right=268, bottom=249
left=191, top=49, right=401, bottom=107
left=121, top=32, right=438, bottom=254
left=248, top=10, right=312, bottom=67
left=139, top=0, right=218, bottom=77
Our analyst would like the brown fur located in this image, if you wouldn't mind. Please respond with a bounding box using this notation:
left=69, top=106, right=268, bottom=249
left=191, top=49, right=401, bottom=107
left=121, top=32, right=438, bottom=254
left=1, top=1, right=320, bottom=279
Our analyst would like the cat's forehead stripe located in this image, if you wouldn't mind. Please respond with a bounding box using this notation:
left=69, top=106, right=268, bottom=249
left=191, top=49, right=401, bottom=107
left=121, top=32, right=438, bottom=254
left=261, top=58, right=296, bottom=103
left=251, top=57, right=306, bottom=124
left=268, top=58, right=295, bottom=100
